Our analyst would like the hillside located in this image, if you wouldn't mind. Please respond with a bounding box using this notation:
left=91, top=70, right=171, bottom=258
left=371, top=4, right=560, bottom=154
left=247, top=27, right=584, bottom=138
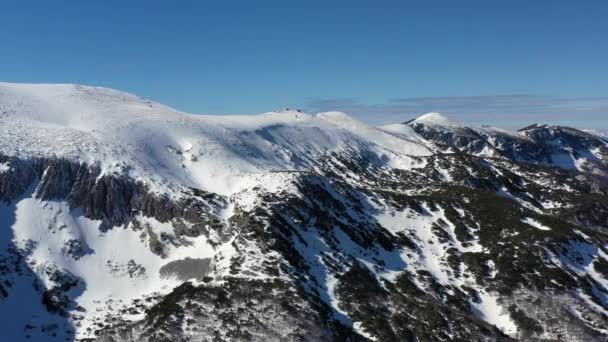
left=1, top=83, right=608, bottom=341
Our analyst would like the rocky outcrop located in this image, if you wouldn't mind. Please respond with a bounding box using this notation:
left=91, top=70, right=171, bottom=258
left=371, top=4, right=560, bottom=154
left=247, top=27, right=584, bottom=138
left=0, top=153, right=228, bottom=235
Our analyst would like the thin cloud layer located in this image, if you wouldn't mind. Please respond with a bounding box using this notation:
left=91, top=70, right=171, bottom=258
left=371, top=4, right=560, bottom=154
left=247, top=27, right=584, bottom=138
left=307, top=95, right=608, bottom=130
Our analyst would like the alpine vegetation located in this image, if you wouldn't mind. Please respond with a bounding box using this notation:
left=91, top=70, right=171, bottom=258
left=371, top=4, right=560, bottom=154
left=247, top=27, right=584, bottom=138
left=1, top=83, right=608, bottom=341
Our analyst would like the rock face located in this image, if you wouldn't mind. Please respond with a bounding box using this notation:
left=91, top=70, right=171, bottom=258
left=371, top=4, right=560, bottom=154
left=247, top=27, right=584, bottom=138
left=0, top=154, right=228, bottom=235
left=1, top=83, right=608, bottom=342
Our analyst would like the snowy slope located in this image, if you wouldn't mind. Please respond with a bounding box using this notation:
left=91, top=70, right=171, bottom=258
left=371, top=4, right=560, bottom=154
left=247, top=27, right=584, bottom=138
left=408, top=112, right=464, bottom=128
left=2, top=83, right=608, bottom=342
left=0, top=83, right=432, bottom=196
left=7, top=196, right=219, bottom=339
left=0, top=82, right=435, bottom=340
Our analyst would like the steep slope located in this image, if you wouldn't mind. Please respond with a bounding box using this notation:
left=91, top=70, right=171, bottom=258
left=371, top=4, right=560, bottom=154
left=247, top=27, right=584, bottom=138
left=1, top=84, right=608, bottom=342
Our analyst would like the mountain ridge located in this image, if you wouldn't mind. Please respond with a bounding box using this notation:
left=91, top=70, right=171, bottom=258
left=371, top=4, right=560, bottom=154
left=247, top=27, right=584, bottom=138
left=1, top=83, right=608, bottom=341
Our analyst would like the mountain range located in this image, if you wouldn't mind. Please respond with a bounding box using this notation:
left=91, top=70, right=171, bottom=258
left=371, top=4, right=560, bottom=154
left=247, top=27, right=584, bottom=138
left=1, top=82, right=608, bottom=341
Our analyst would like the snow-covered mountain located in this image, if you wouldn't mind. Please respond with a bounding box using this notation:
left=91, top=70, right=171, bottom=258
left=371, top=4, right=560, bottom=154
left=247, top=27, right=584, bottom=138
left=1, top=83, right=608, bottom=341
left=400, top=112, right=608, bottom=175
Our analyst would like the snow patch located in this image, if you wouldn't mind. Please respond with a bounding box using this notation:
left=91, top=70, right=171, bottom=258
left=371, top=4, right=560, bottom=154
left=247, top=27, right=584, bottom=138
left=521, top=217, right=551, bottom=231
left=472, top=290, right=518, bottom=336
left=0, top=161, right=9, bottom=173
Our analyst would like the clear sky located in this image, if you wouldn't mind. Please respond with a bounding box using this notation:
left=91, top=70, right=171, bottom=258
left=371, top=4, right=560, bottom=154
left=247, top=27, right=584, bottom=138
left=2, top=0, right=607, bottom=129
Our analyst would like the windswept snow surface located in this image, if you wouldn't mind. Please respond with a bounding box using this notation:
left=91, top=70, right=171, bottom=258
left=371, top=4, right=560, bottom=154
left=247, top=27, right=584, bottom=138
left=410, top=112, right=463, bottom=127
left=0, top=83, right=432, bottom=196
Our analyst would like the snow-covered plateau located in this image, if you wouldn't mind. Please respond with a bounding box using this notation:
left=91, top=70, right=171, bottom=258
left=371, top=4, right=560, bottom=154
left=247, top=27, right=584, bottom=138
left=1, top=82, right=608, bottom=341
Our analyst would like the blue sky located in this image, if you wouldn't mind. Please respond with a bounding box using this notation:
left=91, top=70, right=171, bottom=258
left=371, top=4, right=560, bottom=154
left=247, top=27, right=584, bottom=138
left=2, top=0, right=607, bottom=129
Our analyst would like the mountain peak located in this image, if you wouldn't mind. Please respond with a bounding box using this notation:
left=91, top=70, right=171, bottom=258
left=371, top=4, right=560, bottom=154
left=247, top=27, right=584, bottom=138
left=409, top=112, right=462, bottom=127
left=0, top=81, right=172, bottom=130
